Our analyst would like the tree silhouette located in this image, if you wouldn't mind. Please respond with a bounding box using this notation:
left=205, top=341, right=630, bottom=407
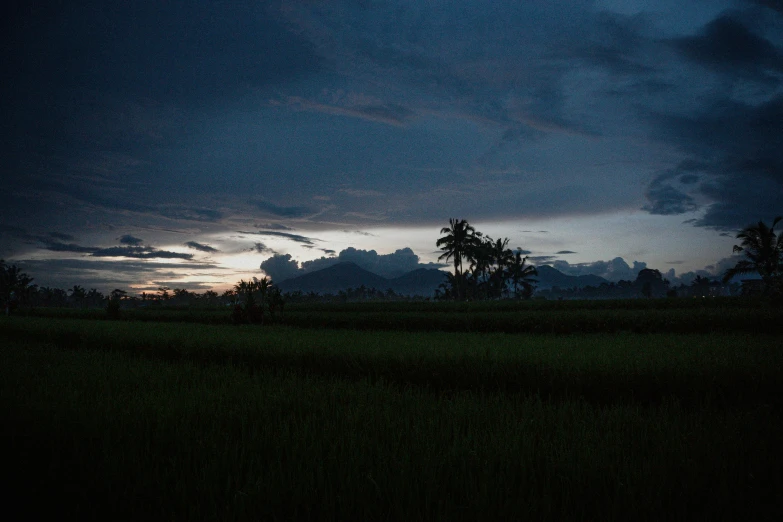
left=69, top=285, right=86, bottom=308
left=508, top=250, right=538, bottom=299
left=1, top=260, right=35, bottom=314
left=436, top=219, right=477, bottom=300
left=435, top=222, right=537, bottom=301
left=635, top=269, right=669, bottom=298
left=722, top=216, right=783, bottom=296
left=488, top=237, right=513, bottom=298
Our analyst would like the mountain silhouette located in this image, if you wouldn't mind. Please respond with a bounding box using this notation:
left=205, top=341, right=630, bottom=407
left=535, top=265, right=608, bottom=289
left=388, top=267, right=450, bottom=295
left=274, top=261, right=608, bottom=296
left=275, top=262, right=447, bottom=296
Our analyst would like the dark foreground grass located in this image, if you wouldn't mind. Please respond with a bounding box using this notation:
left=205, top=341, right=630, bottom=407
left=17, top=297, right=783, bottom=334
left=1, top=318, right=782, bottom=521
left=2, top=317, right=782, bottom=409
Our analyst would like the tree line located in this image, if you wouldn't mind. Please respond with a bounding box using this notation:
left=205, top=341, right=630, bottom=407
left=434, top=216, right=783, bottom=301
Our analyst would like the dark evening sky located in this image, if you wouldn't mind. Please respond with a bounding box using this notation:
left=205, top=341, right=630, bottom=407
left=2, top=0, right=782, bottom=292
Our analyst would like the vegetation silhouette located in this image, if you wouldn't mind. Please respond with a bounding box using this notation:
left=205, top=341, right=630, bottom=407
left=436, top=219, right=537, bottom=301
left=722, top=216, right=783, bottom=299
left=1, top=260, right=34, bottom=315
left=232, top=276, right=279, bottom=324
left=436, top=218, right=476, bottom=300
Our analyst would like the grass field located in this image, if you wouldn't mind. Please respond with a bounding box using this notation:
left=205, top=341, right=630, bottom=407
left=2, top=307, right=782, bottom=521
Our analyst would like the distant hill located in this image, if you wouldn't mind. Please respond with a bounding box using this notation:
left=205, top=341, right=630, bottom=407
left=276, top=262, right=448, bottom=297
left=275, top=261, right=607, bottom=296
left=535, top=265, right=608, bottom=289
left=389, top=268, right=449, bottom=296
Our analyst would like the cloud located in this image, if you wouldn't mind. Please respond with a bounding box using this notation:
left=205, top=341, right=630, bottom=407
left=91, top=246, right=193, bottom=260
left=49, top=232, right=75, bottom=241
left=254, top=223, right=294, bottom=231
left=185, top=241, right=218, bottom=253
left=281, top=96, right=415, bottom=127
left=666, top=255, right=746, bottom=285
left=748, top=0, right=783, bottom=15
left=672, top=14, right=783, bottom=80
left=238, top=230, right=318, bottom=246
left=39, top=239, right=194, bottom=260
left=160, top=207, right=223, bottom=222
left=250, top=200, right=314, bottom=219
left=260, top=254, right=302, bottom=283
left=253, top=242, right=277, bottom=255
left=646, top=92, right=783, bottom=229
left=528, top=256, right=557, bottom=264
left=15, top=257, right=223, bottom=292
left=550, top=257, right=649, bottom=282
left=260, top=247, right=447, bottom=282
left=119, top=234, right=144, bottom=245
left=643, top=184, right=699, bottom=215
left=40, top=241, right=98, bottom=254
left=555, top=250, right=577, bottom=255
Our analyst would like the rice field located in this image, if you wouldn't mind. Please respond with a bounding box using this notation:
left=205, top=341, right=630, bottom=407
left=1, top=313, right=782, bottom=521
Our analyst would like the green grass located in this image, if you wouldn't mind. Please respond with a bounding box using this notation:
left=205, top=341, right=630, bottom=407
left=16, top=297, right=783, bottom=334
left=2, top=317, right=781, bottom=408
left=1, top=317, right=782, bottom=520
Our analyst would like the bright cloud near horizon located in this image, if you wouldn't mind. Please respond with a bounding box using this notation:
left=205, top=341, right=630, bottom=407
left=2, top=1, right=781, bottom=293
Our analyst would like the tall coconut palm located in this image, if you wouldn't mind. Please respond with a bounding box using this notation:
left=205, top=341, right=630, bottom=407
left=509, top=250, right=538, bottom=299
left=488, top=237, right=514, bottom=298
left=722, top=216, right=783, bottom=293
left=437, top=219, right=477, bottom=299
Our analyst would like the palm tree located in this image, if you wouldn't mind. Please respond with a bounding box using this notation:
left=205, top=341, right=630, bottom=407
left=722, top=216, right=783, bottom=294
left=465, top=233, right=492, bottom=298
left=436, top=219, right=477, bottom=299
left=508, top=250, right=538, bottom=299
left=488, top=237, right=513, bottom=298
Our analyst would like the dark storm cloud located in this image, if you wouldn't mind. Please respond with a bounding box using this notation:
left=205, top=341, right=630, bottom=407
left=184, top=241, right=219, bottom=253
left=40, top=241, right=97, bottom=254
left=250, top=200, right=315, bottom=219
left=3, top=2, right=323, bottom=107
left=119, top=235, right=144, bottom=246
left=39, top=240, right=193, bottom=260
left=748, top=0, right=783, bottom=15
left=643, top=184, right=699, bottom=215
left=280, top=0, right=611, bottom=137
left=647, top=94, right=783, bottom=229
left=1, top=1, right=323, bottom=242
left=253, top=243, right=277, bottom=255
left=48, top=232, right=75, bottom=241
left=238, top=230, right=318, bottom=246
left=19, top=258, right=220, bottom=274
left=673, top=13, right=783, bottom=80
left=91, top=247, right=193, bottom=260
